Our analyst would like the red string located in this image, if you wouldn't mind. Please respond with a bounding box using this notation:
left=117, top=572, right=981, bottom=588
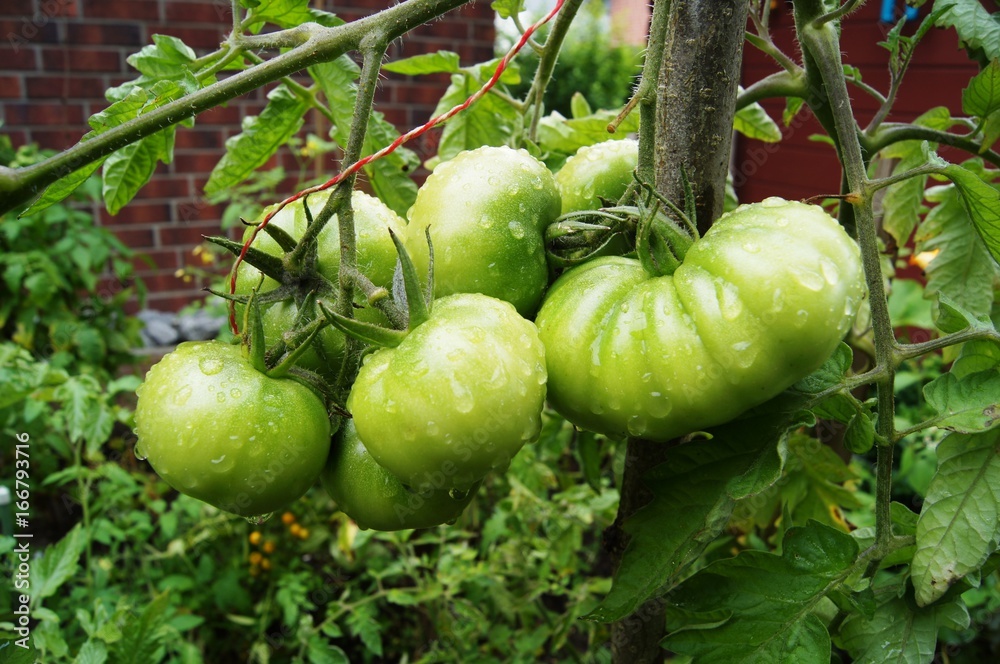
left=227, top=0, right=566, bottom=334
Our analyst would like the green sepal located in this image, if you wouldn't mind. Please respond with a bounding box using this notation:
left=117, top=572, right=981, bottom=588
left=636, top=201, right=681, bottom=277
left=319, top=301, right=407, bottom=348
left=242, top=287, right=268, bottom=374
left=205, top=234, right=286, bottom=283
left=266, top=319, right=322, bottom=379
left=283, top=365, right=348, bottom=420
left=388, top=228, right=431, bottom=330
left=258, top=218, right=297, bottom=253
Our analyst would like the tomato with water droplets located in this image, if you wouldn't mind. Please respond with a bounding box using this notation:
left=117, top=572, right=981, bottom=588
left=134, top=341, right=332, bottom=517
left=321, top=419, right=480, bottom=531
left=535, top=198, right=865, bottom=441
left=348, top=293, right=548, bottom=492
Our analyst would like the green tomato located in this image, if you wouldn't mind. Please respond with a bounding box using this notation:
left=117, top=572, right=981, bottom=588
left=321, top=419, right=479, bottom=531
left=405, top=146, right=561, bottom=318
left=535, top=197, right=865, bottom=441
left=556, top=139, right=638, bottom=214
left=348, top=293, right=547, bottom=491
left=235, top=190, right=403, bottom=377
left=135, top=341, right=331, bottom=516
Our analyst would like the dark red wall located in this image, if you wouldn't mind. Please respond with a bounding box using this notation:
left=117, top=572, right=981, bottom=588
left=736, top=1, right=980, bottom=203
left=0, top=0, right=495, bottom=311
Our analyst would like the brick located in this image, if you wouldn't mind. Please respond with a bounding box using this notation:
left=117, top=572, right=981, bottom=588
left=391, top=80, right=449, bottom=107
left=29, top=128, right=86, bottom=148
left=106, top=226, right=156, bottom=249
left=143, top=293, right=198, bottom=313
left=1, top=129, right=29, bottom=147
left=197, top=104, right=240, bottom=125
left=173, top=128, right=225, bottom=150
left=0, top=46, right=38, bottom=70
left=171, top=152, right=222, bottom=175
left=172, top=198, right=226, bottom=223
left=0, top=75, right=23, bottom=98
left=158, top=222, right=222, bottom=247
left=84, top=1, right=159, bottom=21
left=42, top=47, right=122, bottom=72
left=104, top=201, right=171, bottom=224
left=132, top=248, right=179, bottom=272
left=139, top=175, right=192, bottom=199
left=25, top=74, right=107, bottom=99
left=136, top=271, right=192, bottom=294
left=35, top=0, right=79, bottom=19
left=0, top=0, right=38, bottom=15
left=66, top=22, right=142, bottom=46
left=163, top=2, right=231, bottom=25
left=3, top=101, right=85, bottom=125
left=0, top=17, right=60, bottom=44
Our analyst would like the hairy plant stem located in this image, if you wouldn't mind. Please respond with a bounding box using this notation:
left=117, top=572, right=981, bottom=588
left=610, top=2, right=748, bottom=662
left=0, top=0, right=473, bottom=214
left=526, top=0, right=586, bottom=143
left=794, top=0, right=897, bottom=563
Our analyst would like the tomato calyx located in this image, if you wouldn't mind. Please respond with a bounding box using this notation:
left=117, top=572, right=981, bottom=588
left=321, top=227, right=435, bottom=349
left=633, top=176, right=697, bottom=278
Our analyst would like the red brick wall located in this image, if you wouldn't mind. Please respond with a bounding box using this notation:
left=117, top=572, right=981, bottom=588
left=736, top=2, right=980, bottom=203
left=1, top=0, right=495, bottom=311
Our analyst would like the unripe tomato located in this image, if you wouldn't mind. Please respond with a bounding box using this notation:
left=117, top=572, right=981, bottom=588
left=134, top=341, right=332, bottom=516
left=404, top=146, right=561, bottom=318
left=321, top=419, right=479, bottom=531
left=235, top=190, right=403, bottom=376
left=535, top=198, right=865, bottom=441
left=556, top=139, right=638, bottom=214
left=348, top=293, right=548, bottom=491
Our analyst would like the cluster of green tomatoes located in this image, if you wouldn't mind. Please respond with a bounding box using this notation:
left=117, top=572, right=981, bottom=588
left=134, top=140, right=864, bottom=530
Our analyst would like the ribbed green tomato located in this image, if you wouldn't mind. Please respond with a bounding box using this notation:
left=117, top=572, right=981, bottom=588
left=348, top=293, right=547, bottom=491
left=134, top=341, right=331, bottom=516
left=404, top=146, right=561, bottom=318
left=535, top=198, right=865, bottom=441
left=556, top=139, right=638, bottom=214
left=235, top=190, right=403, bottom=377
left=321, top=419, right=479, bottom=531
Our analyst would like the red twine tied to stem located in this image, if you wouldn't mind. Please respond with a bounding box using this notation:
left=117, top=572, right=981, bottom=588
left=226, top=0, right=567, bottom=335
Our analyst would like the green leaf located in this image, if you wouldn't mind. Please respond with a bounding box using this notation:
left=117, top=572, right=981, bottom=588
left=923, top=370, right=1000, bottom=433
left=792, top=342, right=853, bottom=394
left=433, top=71, right=523, bottom=163
left=584, top=394, right=811, bottom=623
left=570, top=92, right=592, bottom=119
left=937, top=162, right=1000, bottom=266
left=0, top=640, right=38, bottom=664
left=963, top=59, right=1000, bottom=118
left=110, top=593, right=171, bottom=664
left=492, top=0, right=524, bottom=20
left=916, top=184, right=998, bottom=318
left=345, top=601, right=383, bottom=657
left=911, top=429, right=1000, bottom=606
left=882, top=149, right=930, bottom=246
left=837, top=574, right=970, bottom=662
left=205, top=85, right=307, bottom=195
left=663, top=521, right=859, bottom=663
left=887, top=279, right=935, bottom=329
left=73, top=640, right=108, bottom=664
left=30, top=524, right=87, bottom=603
left=935, top=0, right=1000, bottom=65
left=53, top=375, right=115, bottom=450
left=382, top=51, right=461, bottom=76
left=102, top=128, right=173, bottom=215
left=783, top=97, right=805, bottom=127
left=932, top=291, right=991, bottom=334
left=734, top=95, right=782, bottom=143
left=845, top=410, right=876, bottom=454
left=127, top=34, right=196, bottom=78
left=537, top=109, right=640, bottom=156
left=951, top=339, right=1000, bottom=377
left=247, top=0, right=313, bottom=30
left=307, top=636, right=349, bottom=664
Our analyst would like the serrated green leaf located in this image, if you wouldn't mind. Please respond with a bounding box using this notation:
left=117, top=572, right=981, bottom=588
left=433, top=71, right=522, bottom=163
left=980, top=110, right=1000, bottom=153
left=850, top=502, right=919, bottom=568
left=935, top=0, right=1000, bottom=64
left=103, top=128, right=172, bottom=215
left=345, top=601, right=383, bottom=657
left=383, top=50, right=461, bottom=76
left=882, top=148, right=930, bottom=246
left=73, top=640, right=108, bottom=664
left=783, top=97, right=805, bottom=127
left=933, top=291, right=993, bottom=334
left=964, top=60, right=1000, bottom=118
left=53, top=375, right=114, bottom=450
left=538, top=109, right=640, bottom=156
left=110, top=593, right=171, bottom=664
left=951, top=339, right=1000, bottom=377
left=20, top=160, right=105, bottom=218
left=845, top=410, right=876, bottom=454
left=888, top=279, right=935, bottom=329
left=205, top=85, right=307, bottom=195
left=584, top=394, right=810, bottom=623
left=247, top=0, right=313, bottom=31
left=0, top=640, right=38, bottom=664
left=29, top=525, right=87, bottom=603
left=734, top=96, right=782, bottom=143
left=837, top=573, right=970, bottom=663
left=938, top=162, right=1000, bottom=266
left=307, top=636, right=349, bottom=664
left=923, top=370, right=1000, bottom=433
left=792, top=342, right=853, bottom=394
left=911, top=429, right=1000, bottom=606
left=663, top=521, right=859, bottom=663
left=127, top=34, right=196, bottom=78
left=916, top=184, right=998, bottom=318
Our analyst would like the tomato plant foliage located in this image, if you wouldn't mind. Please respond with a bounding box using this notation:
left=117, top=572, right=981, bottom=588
left=6, top=0, right=1000, bottom=661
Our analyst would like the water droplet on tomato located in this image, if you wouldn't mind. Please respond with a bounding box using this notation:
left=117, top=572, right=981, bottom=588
left=760, top=197, right=784, bottom=208
left=448, top=488, right=469, bottom=501
left=216, top=392, right=226, bottom=403
left=794, top=309, right=810, bottom=327
left=742, top=241, right=760, bottom=253
left=450, top=380, right=474, bottom=413
left=508, top=221, right=525, bottom=239
left=626, top=415, right=648, bottom=437
left=795, top=269, right=825, bottom=292
left=134, top=441, right=147, bottom=461
left=230, top=388, right=242, bottom=399
left=199, top=357, right=224, bottom=375
left=173, top=384, right=192, bottom=406
left=716, top=280, right=743, bottom=320
left=427, top=421, right=440, bottom=436
left=647, top=391, right=672, bottom=418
